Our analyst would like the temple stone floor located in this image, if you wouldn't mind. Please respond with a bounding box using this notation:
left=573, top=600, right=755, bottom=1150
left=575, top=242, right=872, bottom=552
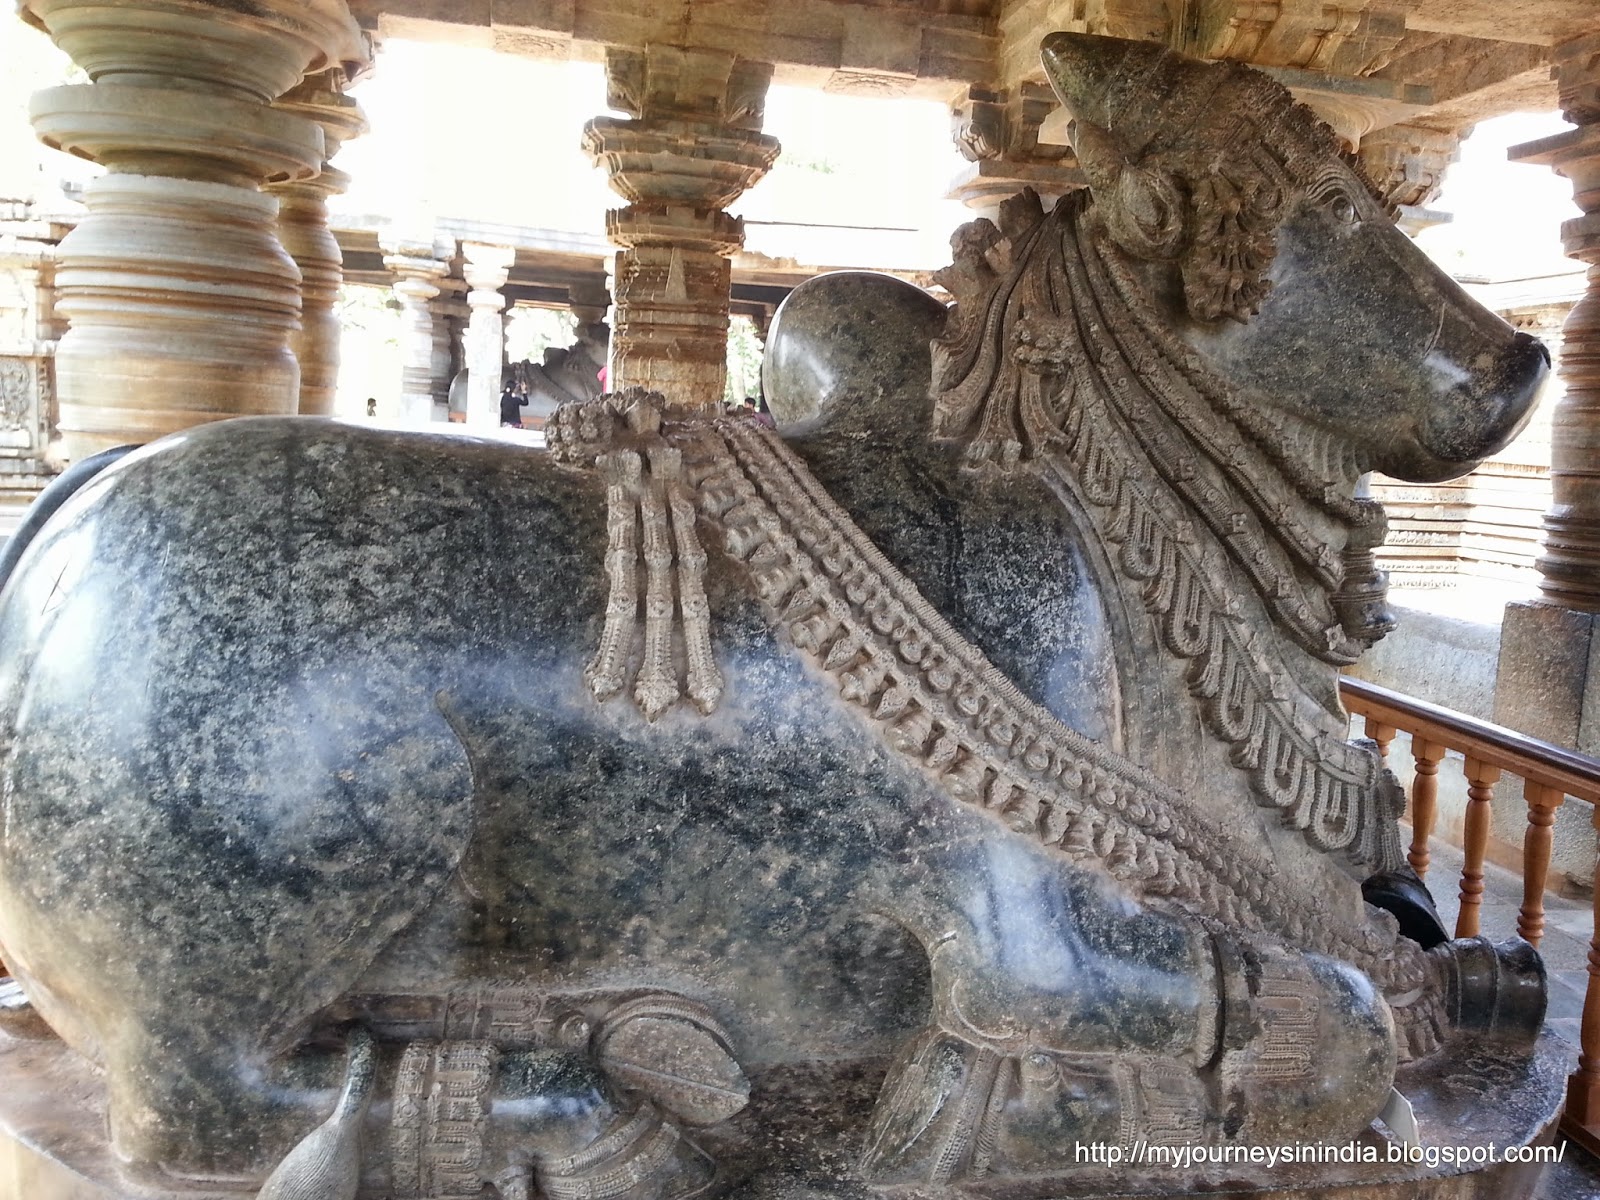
left=1417, top=833, right=1600, bottom=1197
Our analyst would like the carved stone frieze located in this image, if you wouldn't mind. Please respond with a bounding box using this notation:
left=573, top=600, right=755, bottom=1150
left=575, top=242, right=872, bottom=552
left=391, top=1039, right=499, bottom=1198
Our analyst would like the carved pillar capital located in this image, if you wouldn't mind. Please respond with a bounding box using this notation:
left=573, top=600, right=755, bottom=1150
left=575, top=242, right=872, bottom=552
left=269, top=68, right=369, bottom=416
left=462, top=242, right=515, bottom=299
left=18, top=0, right=368, bottom=461
left=1356, top=123, right=1462, bottom=236
left=1509, top=37, right=1600, bottom=612
left=583, top=45, right=779, bottom=409
left=1555, top=30, right=1600, bottom=125
left=949, top=83, right=1084, bottom=217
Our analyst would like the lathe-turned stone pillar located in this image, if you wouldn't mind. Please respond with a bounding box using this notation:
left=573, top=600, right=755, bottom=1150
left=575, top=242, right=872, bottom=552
left=20, top=0, right=366, bottom=462
left=1493, top=37, right=1600, bottom=909
left=462, top=242, right=514, bottom=430
left=1507, top=37, right=1600, bottom=616
left=583, top=46, right=780, bottom=410
left=381, top=232, right=453, bottom=425
left=268, top=69, right=368, bottom=416
left=432, top=284, right=466, bottom=412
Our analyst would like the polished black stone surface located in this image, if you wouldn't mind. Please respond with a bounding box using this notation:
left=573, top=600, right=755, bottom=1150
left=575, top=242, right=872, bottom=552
left=0, top=32, right=1556, bottom=1200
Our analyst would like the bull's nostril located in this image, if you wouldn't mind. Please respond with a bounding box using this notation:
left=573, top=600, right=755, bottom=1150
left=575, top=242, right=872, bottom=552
left=1512, top=330, right=1551, bottom=368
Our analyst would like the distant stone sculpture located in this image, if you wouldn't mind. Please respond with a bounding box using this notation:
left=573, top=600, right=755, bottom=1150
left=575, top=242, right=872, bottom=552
left=0, top=33, right=1558, bottom=1200
left=515, top=319, right=612, bottom=424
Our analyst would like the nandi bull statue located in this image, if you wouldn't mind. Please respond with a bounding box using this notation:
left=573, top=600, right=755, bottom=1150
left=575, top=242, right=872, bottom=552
left=0, top=32, right=1558, bottom=1200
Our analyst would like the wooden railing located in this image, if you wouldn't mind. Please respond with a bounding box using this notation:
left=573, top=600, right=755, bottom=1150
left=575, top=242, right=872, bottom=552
left=1341, top=675, right=1600, bottom=1151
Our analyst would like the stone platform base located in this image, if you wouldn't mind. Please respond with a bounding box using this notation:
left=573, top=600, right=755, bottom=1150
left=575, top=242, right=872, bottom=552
left=0, top=1028, right=1570, bottom=1200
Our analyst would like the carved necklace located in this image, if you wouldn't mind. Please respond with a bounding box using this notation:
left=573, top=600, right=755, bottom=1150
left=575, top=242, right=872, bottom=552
left=931, top=190, right=1401, bottom=874
left=546, top=391, right=1442, bottom=1059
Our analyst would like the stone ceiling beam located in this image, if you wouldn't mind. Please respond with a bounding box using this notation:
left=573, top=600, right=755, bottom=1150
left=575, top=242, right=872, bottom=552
left=1404, top=0, right=1599, bottom=47
left=346, top=0, right=999, bottom=97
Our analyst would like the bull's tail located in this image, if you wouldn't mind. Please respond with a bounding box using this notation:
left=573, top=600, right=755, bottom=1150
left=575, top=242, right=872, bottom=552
left=0, top=444, right=138, bottom=599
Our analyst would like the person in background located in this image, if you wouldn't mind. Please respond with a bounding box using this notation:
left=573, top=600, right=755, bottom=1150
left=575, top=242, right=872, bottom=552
left=500, top=382, right=527, bottom=428
left=366, top=397, right=377, bottom=418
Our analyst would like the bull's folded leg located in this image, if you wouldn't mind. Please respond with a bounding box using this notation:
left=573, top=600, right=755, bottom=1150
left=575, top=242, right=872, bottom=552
left=488, top=1049, right=715, bottom=1200
left=102, top=1027, right=348, bottom=1186
left=860, top=917, right=1398, bottom=1183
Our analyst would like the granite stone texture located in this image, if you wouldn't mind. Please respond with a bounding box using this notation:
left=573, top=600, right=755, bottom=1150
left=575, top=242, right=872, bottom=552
left=0, top=32, right=1561, bottom=1200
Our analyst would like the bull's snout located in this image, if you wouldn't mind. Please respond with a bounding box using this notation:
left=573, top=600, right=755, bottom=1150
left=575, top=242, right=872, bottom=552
left=1518, top=329, right=1553, bottom=370
left=1406, top=328, right=1549, bottom=483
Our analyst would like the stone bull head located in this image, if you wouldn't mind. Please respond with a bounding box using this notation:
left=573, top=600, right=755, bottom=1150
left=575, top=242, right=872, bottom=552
left=1040, top=32, right=1547, bottom=483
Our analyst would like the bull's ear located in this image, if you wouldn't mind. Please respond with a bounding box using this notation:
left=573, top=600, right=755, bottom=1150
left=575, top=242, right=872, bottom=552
left=1072, top=118, right=1185, bottom=261
left=1109, top=162, right=1185, bottom=259
left=1068, top=118, right=1124, bottom=197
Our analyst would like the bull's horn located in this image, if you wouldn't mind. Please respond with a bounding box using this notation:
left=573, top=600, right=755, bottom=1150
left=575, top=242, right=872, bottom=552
left=1039, top=31, right=1146, bottom=123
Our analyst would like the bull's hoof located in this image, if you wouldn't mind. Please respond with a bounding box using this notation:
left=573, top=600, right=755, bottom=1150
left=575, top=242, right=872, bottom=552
left=1431, top=935, right=1546, bottom=1046
left=859, top=1027, right=1126, bottom=1184
left=1212, top=939, right=1397, bottom=1143
left=536, top=1103, right=714, bottom=1200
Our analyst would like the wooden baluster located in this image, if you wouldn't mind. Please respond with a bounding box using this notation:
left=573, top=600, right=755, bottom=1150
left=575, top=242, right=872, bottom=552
left=1566, top=804, right=1600, bottom=1142
left=1456, top=757, right=1501, bottom=938
left=1364, top=715, right=1396, bottom=762
left=1407, top=740, right=1446, bottom=879
left=1519, top=782, right=1567, bottom=946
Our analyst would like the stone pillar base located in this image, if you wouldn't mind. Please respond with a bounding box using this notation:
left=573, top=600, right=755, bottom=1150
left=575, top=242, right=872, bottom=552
left=1494, top=601, right=1600, bottom=753
left=1493, top=600, right=1600, bottom=889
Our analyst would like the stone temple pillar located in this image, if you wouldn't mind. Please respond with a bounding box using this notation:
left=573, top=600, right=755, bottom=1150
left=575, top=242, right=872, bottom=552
left=1508, top=38, right=1600, bottom=618
left=462, top=242, right=515, bottom=430
left=1491, top=39, right=1600, bottom=1054
left=1494, top=37, right=1600, bottom=758
left=381, top=232, right=453, bottom=425
left=20, top=0, right=366, bottom=462
left=432, top=285, right=466, bottom=412
left=583, top=46, right=780, bottom=410
left=268, top=69, right=368, bottom=416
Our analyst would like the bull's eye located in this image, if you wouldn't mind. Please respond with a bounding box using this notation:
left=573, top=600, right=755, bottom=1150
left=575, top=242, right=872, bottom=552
left=1331, top=194, right=1358, bottom=225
